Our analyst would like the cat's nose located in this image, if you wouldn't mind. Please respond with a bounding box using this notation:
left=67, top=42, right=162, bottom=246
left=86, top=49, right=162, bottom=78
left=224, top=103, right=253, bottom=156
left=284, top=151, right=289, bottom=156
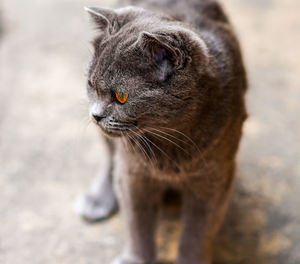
left=92, top=114, right=104, bottom=123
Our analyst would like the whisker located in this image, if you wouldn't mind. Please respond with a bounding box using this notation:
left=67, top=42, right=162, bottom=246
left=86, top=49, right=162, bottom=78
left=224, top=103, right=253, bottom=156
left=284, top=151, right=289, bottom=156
left=120, top=131, right=130, bottom=152
left=127, top=128, right=153, bottom=165
left=144, top=127, right=190, bottom=156
left=133, top=126, right=158, bottom=165
left=124, top=132, right=136, bottom=153
left=78, top=117, right=93, bottom=140
left=138, top=130, right=175, bottom=164
left=159, top=127, right=201, bottom=153
left=148, top=127, right=190, bottom=146
left=159, top=126, right=208, bottom=167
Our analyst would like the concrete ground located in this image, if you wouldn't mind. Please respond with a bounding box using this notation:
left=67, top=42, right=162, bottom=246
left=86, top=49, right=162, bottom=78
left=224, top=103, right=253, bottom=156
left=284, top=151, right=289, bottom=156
left=0, top=0, right=299, bottom=263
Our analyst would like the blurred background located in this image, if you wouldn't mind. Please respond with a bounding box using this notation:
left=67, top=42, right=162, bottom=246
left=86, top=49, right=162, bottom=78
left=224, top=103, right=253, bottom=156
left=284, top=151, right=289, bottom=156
left=0, top=0, right=299, bottom=263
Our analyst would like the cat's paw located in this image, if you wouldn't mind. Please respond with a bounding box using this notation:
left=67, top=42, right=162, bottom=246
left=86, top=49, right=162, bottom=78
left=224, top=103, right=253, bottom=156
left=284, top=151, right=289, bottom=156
left=74, top=193, right=118, bottom=222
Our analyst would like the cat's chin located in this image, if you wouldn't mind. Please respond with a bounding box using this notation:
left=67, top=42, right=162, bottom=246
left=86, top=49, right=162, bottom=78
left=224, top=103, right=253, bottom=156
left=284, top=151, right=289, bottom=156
left=98, top=125, right=129, bottom=138
left=96, top=120, right=138, bottom=138
left=100, top=128, right=124, bottom=138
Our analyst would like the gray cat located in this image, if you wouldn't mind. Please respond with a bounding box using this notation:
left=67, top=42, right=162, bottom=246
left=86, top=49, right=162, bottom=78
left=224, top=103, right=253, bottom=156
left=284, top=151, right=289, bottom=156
left=76, top=0, right=247, bottom=263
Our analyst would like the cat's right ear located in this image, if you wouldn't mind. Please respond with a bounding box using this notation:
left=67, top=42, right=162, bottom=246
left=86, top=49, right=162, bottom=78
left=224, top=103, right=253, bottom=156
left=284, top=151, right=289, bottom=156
left=137, top=31, right=184, bottom=81
left=84, top=7, right=117, bottom=32
left=138, top=31, right=182, bottom=67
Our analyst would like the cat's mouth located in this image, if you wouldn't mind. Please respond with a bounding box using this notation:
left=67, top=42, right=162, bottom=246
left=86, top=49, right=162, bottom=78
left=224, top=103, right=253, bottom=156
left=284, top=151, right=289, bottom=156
left=97, top=119, right=137, bottom=137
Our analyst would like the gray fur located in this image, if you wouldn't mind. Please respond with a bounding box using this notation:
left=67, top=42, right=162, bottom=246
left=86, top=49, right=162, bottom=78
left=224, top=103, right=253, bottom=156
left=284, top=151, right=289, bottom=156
left=81, top=0, right=247, bottom=263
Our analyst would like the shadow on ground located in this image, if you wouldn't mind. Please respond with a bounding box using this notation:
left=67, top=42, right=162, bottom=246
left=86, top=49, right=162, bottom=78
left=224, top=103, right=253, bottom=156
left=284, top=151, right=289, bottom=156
left=157, top=172, right=293, bottom=264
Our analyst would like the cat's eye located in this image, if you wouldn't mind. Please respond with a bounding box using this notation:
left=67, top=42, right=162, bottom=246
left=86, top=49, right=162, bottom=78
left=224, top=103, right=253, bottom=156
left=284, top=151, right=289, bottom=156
left=87, top=80, right=93, bottom=87
left=115, top=92, right=128, bottom=104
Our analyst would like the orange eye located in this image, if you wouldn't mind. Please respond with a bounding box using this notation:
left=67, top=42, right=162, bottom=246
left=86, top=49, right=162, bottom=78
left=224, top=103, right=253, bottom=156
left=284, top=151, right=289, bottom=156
left=115, top=92, right=128, bottom=104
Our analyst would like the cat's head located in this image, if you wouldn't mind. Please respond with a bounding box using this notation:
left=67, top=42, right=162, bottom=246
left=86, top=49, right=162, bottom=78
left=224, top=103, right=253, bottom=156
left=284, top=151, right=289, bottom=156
left=85, top=6, right=212, bottom=137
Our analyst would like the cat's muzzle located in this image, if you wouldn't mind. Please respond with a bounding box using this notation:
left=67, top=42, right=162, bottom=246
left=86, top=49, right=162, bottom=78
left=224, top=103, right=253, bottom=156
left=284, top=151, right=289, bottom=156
left=94, top=117, right=136, bottom=137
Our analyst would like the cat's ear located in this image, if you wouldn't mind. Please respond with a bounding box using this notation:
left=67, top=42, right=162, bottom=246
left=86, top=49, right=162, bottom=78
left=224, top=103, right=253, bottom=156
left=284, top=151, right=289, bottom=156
left=138, top=32, right=183, bottom=68
left=138, top=32, right=184, bottom=80
left=84, top=7, right=117, bottom=32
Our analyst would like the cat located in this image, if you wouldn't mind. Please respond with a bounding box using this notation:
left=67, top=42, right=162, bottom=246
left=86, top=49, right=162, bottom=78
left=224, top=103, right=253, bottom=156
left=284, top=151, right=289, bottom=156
left=76, top=0, right=247, bottom=263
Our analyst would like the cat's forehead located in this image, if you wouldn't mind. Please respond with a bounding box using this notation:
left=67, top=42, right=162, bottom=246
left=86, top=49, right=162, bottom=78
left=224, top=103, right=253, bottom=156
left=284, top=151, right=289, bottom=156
left=93, top=40, right=140, bottom=74
left=91, top=30, right=146, bottom=76
left=90, top=50, right=146, bottom=92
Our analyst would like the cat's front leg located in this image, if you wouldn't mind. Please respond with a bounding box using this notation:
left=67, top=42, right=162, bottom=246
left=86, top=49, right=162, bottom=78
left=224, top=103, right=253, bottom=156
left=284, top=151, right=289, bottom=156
left=75, top=138, right=118, bottom=221
left=177, top=170, right=234, bottom=264
left=113, top=167, right=162, bottom=264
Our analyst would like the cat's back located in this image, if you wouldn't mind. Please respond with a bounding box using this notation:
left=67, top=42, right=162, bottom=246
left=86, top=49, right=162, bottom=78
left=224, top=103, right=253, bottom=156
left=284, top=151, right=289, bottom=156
left=122, top=0, right=229, bottom=26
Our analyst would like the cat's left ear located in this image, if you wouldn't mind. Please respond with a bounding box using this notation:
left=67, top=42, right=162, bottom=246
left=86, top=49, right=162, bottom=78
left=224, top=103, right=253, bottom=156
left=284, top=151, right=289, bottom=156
left=84, top=7, right=117, bottom=33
